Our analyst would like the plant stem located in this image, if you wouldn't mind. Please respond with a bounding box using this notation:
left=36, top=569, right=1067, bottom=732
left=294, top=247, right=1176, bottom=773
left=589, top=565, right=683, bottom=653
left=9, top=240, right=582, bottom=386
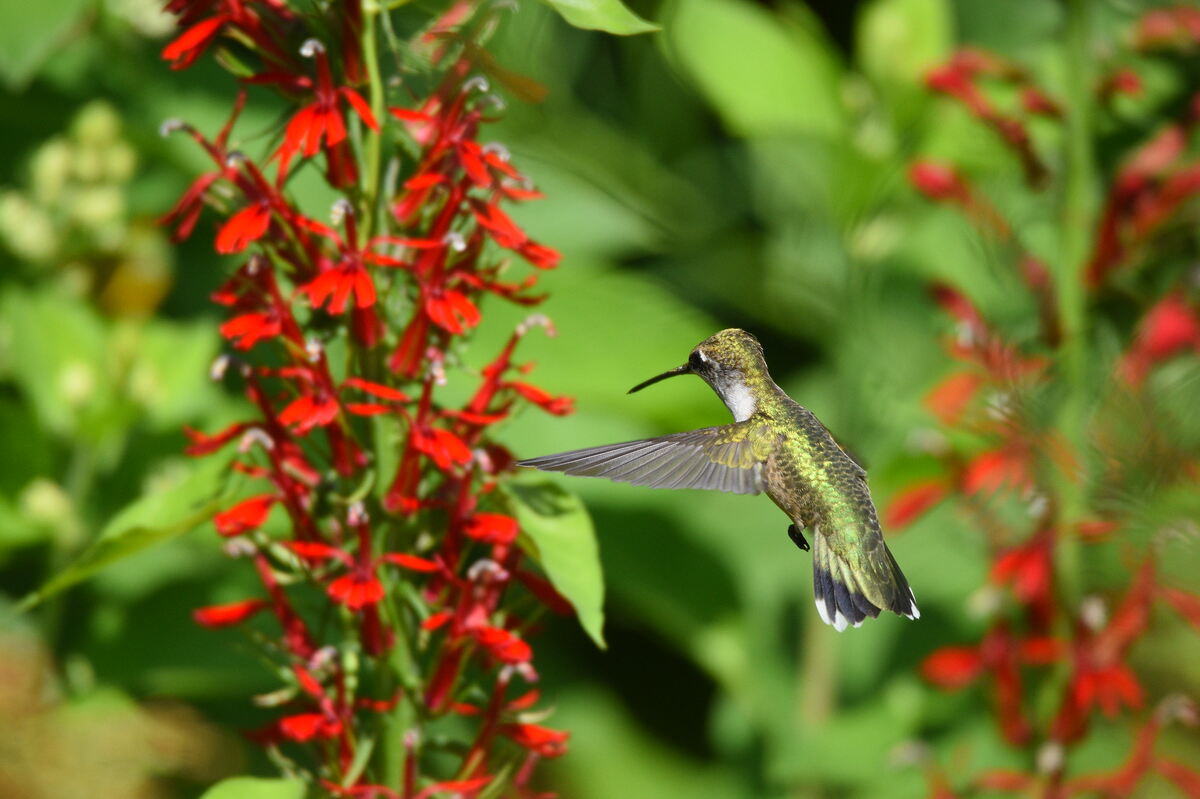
left=361, top=0, right=386, bottom=239
left=1055, top=0, right=1097, bottom=608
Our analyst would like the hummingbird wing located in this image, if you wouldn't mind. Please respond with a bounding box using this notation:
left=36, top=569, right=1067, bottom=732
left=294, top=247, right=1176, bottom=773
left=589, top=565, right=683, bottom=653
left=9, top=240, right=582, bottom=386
left=517, top=422, right=775, bottom=494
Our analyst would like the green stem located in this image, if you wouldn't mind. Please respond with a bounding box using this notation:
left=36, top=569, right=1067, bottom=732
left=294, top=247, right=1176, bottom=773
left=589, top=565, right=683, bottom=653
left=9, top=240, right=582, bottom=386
left=361, top=0, right=386, bottom=239
left=1055, top=0, right=1097, bottom=608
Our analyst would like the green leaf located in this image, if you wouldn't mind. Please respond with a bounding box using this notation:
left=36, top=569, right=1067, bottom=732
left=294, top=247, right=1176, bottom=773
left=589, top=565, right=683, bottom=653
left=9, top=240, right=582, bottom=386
left=539, top=0, right=659, bottom=36
left=856, top=0, right=952, bottom=90
left=503, top=480, right=606, bottom=648
left=0, top=0, right=92, bottom=90
left=198, top=777, right=307, bottom=799
left=19, top=452, right=243, bottom=609
left=663, top=0, right=845, bottom=137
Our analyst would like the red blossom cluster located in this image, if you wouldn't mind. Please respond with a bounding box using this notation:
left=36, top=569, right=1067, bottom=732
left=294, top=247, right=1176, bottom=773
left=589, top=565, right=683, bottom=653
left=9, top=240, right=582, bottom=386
left=162, top=0, right=577, bottom=794
left=894, top=16, right=1200, bottom=798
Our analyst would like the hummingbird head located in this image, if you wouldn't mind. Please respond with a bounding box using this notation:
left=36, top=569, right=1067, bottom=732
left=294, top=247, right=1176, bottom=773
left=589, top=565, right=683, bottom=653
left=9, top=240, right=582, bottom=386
left=628, top=328, right=770, bottom=421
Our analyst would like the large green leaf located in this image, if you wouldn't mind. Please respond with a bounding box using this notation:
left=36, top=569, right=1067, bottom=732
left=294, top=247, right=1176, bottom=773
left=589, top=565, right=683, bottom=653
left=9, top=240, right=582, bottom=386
left=0, top=0, right=92, bottom=90
left=503, top=480, right=606, bottom=648
left=198, top=777, right=307, bottom=799
left=19, top=451, right=243, bottom=609
left=663, top=0, right=845, bottom=138
left=539, top=0, right=659, bottom=36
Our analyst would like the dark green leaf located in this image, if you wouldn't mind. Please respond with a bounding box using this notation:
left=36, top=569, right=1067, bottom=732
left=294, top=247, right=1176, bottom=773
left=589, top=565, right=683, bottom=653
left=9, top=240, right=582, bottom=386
left=503, top=480, right=606, bottom=648
left=539, top=0, right=659, bottom=36
left=198, top=777, right=307, bottom=799
left=0, top=0, right=93, bottom=90
left=664, top=0, right=845, bottom=137
left=19, top=452, right=243, bottom=609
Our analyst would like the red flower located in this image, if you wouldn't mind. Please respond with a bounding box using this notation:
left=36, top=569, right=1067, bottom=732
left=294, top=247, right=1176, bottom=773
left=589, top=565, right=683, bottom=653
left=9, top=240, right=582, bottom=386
left=885, top=479, right=948, bottom=530
left=278, top=392, right=340, bottom=433
left=464, top=513, right=519, bottom=545
left=278, top=712, right=343, bottom=742
left=924, top=371, right=983, bottom=425
left=909, top=160, right=971, bottom=203
left=1161, top=586, right=1200, bottom=630
left=161, top=15, right=228, bottom=70
left=1119, top=293, right=1200, bottom=386
left=328, top=572, right=386, bottom=610
left=499, top=723, right=569, bottom=758
left=276, top=40, right=379, bottom=181
left=216, top=202, right=272, bottom=254
left=219, top=311, right=282, bottom=350
left=509, top=382, right=573, bottom=415
left=413, top=426, right=473, bottom=471
left=214, top=494, right=276, bottom=536
left=299, top=262, right=376, bottom=314
left=425, top=289, right=481, bottom=334
left=991, top=533, right=1053, bottom=603
left=922, top=646, right=985, bottom=689
left=473, top=625, right=532, bottom=663
left=193, top=598, right=270, bottom=627
left=962, top=447, right=1032, bottom=497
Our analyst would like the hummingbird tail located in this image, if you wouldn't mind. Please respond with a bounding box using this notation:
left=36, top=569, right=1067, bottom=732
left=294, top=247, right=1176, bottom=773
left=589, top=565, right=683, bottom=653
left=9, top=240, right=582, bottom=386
left=812, top=532, right=919, bottom=632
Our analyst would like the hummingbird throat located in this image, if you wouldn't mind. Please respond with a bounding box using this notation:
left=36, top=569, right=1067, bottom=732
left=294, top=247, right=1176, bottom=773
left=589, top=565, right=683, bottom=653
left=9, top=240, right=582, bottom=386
left=715, top=374, right=757, bottom=421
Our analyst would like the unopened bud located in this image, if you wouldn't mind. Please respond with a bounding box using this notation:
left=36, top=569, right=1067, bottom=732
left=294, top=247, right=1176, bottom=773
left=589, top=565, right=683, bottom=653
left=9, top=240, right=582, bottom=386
left=348, top=501, right=368, bottom=526
left=241, top=427, right=275, bottom=452
left=482, top=142, right=510, bottom=161
left=442, top=231, right=466, bottom=252
left=1037, top=741, right=1064, bottom=775
left=331, top=198, right=353, bottom=225
left=300, top=39, right=325, bottom=58
left=159, top=118, right=185, bottom=137
left=210, top=354, right=230, bottom=381
left=463, top=75, right=490, bottom=94
left=1080, top=595, right=1107, bottom=631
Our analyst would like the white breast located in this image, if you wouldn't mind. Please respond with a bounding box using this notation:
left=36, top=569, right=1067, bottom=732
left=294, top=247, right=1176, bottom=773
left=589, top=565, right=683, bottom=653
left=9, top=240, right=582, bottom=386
left=722, top=379, right=757, bottom=422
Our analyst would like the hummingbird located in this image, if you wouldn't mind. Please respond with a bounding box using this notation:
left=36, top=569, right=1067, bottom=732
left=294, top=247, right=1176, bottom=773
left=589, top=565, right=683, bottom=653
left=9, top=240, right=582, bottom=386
left=517, top=328, right=919, bottom=631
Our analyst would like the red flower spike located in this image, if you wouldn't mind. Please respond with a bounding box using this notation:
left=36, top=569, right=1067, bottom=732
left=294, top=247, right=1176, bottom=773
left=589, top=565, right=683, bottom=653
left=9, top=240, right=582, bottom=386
left=464, top=512, right=519, bottom=545
left=214, top=494, right=276, bottom=537
left=193, top=598, right=270, bottom=628
left=885, top=479, right=948, bottom=530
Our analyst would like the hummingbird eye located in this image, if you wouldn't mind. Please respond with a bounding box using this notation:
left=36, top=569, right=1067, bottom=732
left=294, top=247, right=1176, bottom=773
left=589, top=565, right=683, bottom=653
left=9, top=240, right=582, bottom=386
left=688, top=350, right=705, bottom=370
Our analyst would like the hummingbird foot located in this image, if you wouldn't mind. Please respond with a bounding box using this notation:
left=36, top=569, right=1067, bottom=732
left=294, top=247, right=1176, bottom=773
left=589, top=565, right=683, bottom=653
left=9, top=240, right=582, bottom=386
left=787, top=523, right=810, bottom=552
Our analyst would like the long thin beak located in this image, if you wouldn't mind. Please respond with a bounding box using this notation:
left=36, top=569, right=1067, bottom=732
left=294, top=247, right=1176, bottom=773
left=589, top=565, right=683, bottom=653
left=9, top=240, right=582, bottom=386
left=628, top=364, right=690, bottom=394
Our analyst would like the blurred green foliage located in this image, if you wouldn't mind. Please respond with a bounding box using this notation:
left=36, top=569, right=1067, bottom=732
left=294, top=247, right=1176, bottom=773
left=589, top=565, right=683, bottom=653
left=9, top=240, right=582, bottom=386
left=1, top=0, right=1198, bottom=797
